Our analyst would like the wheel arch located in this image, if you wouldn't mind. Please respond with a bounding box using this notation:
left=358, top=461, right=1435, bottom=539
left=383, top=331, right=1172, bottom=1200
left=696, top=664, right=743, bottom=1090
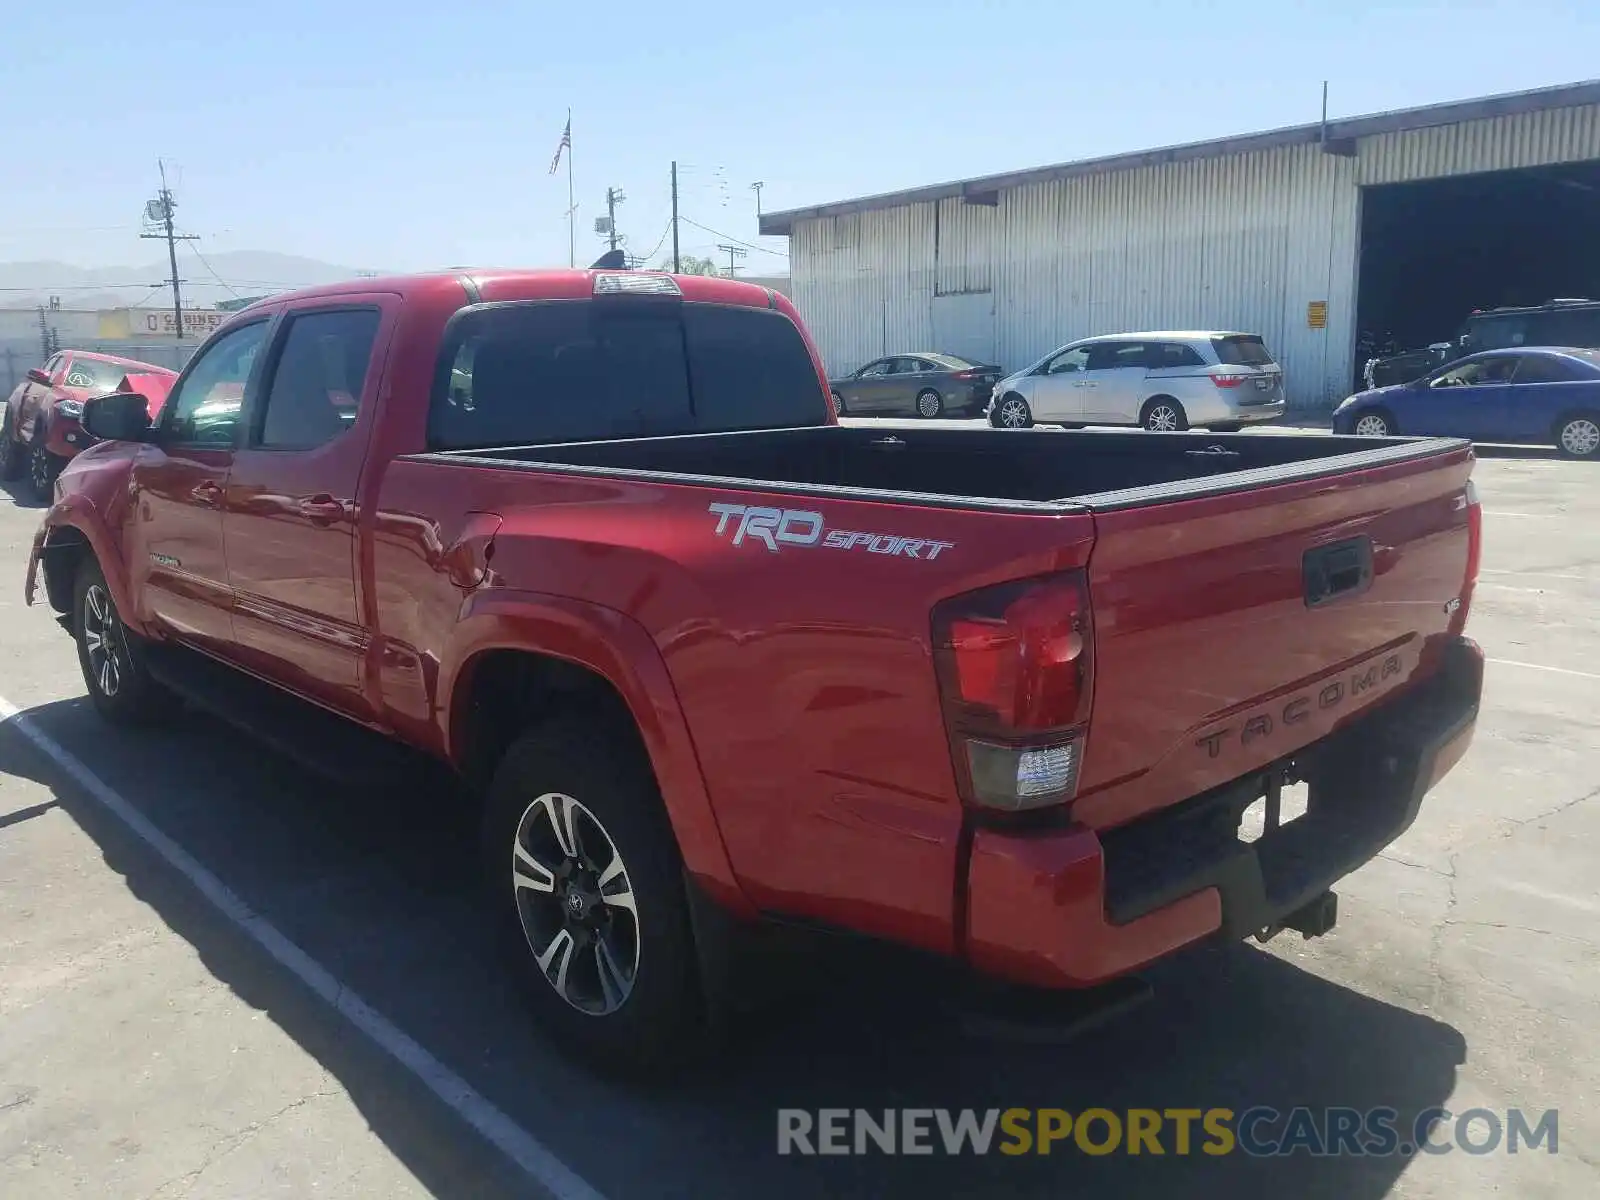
left=438, top=591, right=754, bottom=918
left=27, top=502, right=140, bottom=627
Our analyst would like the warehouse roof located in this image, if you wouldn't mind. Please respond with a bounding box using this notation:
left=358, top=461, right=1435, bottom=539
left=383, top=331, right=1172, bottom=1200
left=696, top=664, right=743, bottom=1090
left=759, top=79, right=1600, bottom=236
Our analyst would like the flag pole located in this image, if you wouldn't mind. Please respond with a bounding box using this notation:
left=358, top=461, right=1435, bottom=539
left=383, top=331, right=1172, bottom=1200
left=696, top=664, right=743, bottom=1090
left=566, top=109, right=575, bottom=268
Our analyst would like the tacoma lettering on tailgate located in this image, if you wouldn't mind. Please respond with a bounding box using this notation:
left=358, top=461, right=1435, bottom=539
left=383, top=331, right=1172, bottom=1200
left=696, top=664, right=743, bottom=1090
left=1194, top=650, right=1409, bottom=759
left=708, top=502, right=955, bottom=560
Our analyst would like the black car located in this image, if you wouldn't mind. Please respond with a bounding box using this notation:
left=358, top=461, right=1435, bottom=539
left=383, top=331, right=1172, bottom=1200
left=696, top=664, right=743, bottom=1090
left=829, top=353, right=1004, bottom=419
left=1366, top=299, right=1600, bottom=389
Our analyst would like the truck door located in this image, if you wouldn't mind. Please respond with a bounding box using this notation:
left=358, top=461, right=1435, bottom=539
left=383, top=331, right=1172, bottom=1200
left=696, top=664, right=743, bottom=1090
left=125, top=319, right=273, bottom=653
left=222, top=300, right=393, bottom=716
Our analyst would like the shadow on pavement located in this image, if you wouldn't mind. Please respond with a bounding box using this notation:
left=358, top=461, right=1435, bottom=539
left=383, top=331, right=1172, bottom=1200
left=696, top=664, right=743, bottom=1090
left=0, top=697, right=1469, bottom=1200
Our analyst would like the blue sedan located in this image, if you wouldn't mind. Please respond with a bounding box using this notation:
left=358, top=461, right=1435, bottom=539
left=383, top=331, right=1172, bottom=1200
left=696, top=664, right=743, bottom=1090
left=1332, top=346, right=1600, bottom=459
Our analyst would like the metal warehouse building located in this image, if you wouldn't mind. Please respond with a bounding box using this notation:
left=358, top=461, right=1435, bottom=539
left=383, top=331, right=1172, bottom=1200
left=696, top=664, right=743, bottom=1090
left=761, top=80, right=1600, bottom=411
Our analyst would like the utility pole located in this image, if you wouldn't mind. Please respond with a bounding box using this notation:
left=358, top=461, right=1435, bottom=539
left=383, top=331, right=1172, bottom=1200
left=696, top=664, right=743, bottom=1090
left=750, top=181, right=765, bottom=218
left=715, top=243, right=747, bottom=278
left=604, top=187, right=625, bottom=252
left=140, top=161, right=199, bottom=338
left=670, top=161, right=681, bottom=273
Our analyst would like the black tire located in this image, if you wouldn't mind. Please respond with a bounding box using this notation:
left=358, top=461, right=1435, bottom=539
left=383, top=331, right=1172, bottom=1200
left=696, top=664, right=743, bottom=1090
left=1351, top=409, right=1395, bottom=437
left=1141, top=397, right=1189, bottom=432
left=1554, top=411, right=1600, bottom=459
left=991, top=393, right=1033, bottom=429
left=831, top=390, right=847, bottom=417
left=0, top=410, right=22, bottom=481
left=915, top=389, right=943, bottom=419
left=29, top=442, right=63, bottom=502
left=481, top=716, right=705, bottom=1078
left=1208, top=422, right=1242, bottom=433
left=73, top=557, right=176, bottom=725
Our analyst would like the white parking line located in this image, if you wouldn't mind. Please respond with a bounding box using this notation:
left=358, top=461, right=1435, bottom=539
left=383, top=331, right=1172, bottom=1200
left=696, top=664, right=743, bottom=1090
left=1487, top=658, right=1600, bottom=682
left=0, top=694, right=607, bottom=1200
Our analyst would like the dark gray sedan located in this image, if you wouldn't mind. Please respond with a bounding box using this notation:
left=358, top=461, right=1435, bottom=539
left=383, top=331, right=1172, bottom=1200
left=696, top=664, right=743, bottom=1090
left=829, top=353, right=1004, bottom=418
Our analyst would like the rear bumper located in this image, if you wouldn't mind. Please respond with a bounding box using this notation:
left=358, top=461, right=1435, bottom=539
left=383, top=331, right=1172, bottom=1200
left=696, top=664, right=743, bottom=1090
left=964, top=636, right=1483, bottom=988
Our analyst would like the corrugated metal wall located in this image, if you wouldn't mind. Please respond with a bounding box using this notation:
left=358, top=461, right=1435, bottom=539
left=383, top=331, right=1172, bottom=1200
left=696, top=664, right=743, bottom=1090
left=1358, top=104, right=1600, bottom=185
left=789, top=103, right=1600, bottom=411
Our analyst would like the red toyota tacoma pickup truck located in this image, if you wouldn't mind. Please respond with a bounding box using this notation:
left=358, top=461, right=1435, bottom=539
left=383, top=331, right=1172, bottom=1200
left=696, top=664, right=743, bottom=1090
left=26, top=267, right=1484, bottom=1074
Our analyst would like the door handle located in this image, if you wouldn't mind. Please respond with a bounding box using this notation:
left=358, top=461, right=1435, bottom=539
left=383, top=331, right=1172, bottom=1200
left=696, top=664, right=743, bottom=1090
left=297, top=495, right=348, bottom=526
left=190, top=480, right=224, bottom=507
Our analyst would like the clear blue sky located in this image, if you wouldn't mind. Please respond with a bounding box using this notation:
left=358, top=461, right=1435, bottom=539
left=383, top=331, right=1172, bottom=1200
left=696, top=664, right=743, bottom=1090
left=7, top=0, right=1599, bottom=285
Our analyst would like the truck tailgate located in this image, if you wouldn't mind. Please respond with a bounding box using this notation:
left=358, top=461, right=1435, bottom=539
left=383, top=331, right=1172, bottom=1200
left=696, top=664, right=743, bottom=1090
left=1073, top=442, right=1476, bottom=831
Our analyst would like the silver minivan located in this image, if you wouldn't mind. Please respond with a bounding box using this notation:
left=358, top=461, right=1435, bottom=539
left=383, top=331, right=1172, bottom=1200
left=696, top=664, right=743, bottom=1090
left=987, top=331, right=1286, bottom=431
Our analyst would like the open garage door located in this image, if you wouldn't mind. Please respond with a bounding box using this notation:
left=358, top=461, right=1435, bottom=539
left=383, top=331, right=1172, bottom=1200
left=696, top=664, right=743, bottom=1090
left=1355, top=160, right=1600, bottom=387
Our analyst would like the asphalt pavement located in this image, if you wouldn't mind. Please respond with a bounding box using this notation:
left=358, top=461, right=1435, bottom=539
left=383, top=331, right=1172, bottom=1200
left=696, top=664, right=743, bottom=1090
left=1, top=426, right=1597, bottom=1199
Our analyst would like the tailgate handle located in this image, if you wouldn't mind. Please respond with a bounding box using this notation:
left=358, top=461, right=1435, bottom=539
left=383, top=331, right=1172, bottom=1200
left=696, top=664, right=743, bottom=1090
left=1303, top=537, right=1374, bottom=608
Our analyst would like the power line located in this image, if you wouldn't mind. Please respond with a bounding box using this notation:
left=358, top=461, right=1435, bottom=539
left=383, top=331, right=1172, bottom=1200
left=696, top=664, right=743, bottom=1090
left=186, top=243, right=243, bottom=298
left=679, top=217, right=788, bottom=259
left=633, top=219, right=674, bottom=265
left=0, top=282, right=173, bottom=293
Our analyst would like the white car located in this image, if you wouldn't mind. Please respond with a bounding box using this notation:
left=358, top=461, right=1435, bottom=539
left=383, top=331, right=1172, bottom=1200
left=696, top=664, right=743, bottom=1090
left=987, top=331, right=1286, bottom=431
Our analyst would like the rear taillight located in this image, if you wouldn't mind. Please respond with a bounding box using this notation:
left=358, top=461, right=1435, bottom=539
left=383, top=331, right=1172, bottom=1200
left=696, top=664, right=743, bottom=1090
left=1463, top=478, right=1482, bottom=588
left=1211, top=372, right=1247, bottom=388
left=931, top=571, right=1093, bottom=812
left=951, top=369, right=979, bottom=380
left=1451, top=478, right=1481, bottom=636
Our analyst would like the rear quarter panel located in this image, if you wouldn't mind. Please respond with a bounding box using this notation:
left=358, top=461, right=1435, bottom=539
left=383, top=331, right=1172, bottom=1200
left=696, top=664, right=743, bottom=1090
left=370, top=458, right=1095, bottom=952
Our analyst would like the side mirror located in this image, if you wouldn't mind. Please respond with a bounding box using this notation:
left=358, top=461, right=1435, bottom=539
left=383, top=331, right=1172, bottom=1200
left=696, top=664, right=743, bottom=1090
left=26, top=368, right=50, bottom=386
left=82, top=392, right=153, bottom=443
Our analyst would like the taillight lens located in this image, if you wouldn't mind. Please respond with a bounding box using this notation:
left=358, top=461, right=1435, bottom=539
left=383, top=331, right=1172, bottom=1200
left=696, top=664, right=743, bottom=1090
left=932, top=571, right=1093, bottom=812
left=1211, top=372, right=1247, bottom=388
left=1463, top=478, right=1482, bottom=588
left=951, top=369, right=979, bottom=380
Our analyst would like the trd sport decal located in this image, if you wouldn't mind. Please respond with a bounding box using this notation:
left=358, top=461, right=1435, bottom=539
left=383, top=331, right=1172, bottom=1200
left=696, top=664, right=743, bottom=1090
left=708, top=502, right=955, bottom=560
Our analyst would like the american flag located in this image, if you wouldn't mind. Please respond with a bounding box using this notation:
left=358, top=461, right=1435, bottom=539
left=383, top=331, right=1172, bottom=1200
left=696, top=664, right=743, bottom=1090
left=549, top=115, right=571, bottom=175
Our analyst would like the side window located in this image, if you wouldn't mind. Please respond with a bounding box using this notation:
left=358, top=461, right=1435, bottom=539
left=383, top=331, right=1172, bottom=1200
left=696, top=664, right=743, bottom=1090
left=1152, top=342, right=1206, bottom=369
left=1512, top=355, right=1577, bottom=385
left=1545, top=310, right=1600, bottom=348
left=885, top=358, right=914, bottom=375
left=1045, top=346, right=1091, bottom=374
left=1086, top=342, right=1148, bottom=370
left=858, top=359, right=892, bottom=378
left=256, top=309, right=380, bottom=449
left=1431, top=356, right=1520, bottom=389
left=162, top=321, right=270, bottom=446
left=913, top=358, right=939, bottom=373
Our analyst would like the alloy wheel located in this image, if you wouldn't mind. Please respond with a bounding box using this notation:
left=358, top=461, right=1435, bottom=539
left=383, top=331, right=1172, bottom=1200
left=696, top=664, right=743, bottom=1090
left=82, top=584, right=125, bottom=699
left=917, top=390, right=941, bottom=418
left=1354, top=414, right=1391, bottom=437
left=1145, top=404, right=1180, bottom=432
left=1559, top=417, right=1599, bottom=458
left=997, top=397, right=1030, bottom=428
left=511, top=791, right=640, bottom=1016
left=31, top=446, right=51, bottom=497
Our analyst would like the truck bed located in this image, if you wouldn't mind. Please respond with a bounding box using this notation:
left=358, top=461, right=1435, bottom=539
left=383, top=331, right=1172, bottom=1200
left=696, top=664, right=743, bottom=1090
left=425, top=424, right=1466, bottom=512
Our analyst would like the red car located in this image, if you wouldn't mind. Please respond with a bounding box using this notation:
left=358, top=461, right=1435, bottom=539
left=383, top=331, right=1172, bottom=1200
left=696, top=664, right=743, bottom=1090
left=1, top=350, right=178, bottom=500
left=26, top=268, right=1482, bottom=1076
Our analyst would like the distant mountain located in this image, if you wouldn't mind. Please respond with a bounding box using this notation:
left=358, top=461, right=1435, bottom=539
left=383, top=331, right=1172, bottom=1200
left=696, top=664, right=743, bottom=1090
left=0, top=251, right=384, bottom=310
